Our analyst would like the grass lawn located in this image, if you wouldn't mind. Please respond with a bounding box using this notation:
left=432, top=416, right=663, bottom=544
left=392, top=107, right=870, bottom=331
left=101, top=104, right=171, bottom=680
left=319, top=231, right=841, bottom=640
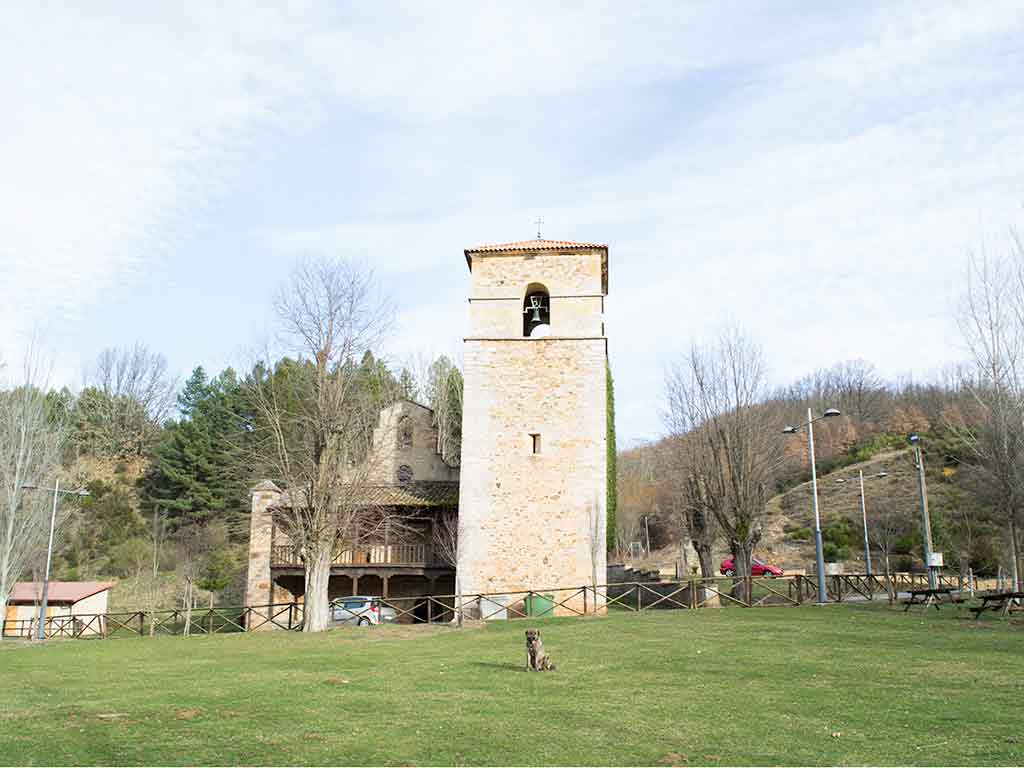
left=2, top=603, right=1022, bottom=766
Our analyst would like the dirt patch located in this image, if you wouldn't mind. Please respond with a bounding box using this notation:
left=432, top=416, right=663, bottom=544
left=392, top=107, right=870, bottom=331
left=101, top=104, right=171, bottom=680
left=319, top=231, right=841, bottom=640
left=175, top=709, right=201, bottom=720
left=95, top=713, right=129, bottom=721
left=324, top=677, right=350, bottom=685
left=657, top=752, right=687, bottom=765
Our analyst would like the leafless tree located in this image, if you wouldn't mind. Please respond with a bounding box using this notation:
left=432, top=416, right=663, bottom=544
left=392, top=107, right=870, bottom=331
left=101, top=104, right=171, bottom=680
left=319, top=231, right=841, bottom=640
left=80, top=343, right=177, bottom=457
left=586, top=493, right=606, bottom=612
left=656, top=435, right=717, bottom=578
left=955, top=233, right=1024, bottom=590
left=868, top=499, right=905, bottom=603
left=0, top=356, right=67, bottom=641
left=432, top=509, right=465, bottom=627
left=429, top=358, right=464, bottom=467
left=146, top=506, right=166, bottom=637
left=246, top=256, right=396, bottom=632
left=665, top=327, right=783, bottom=601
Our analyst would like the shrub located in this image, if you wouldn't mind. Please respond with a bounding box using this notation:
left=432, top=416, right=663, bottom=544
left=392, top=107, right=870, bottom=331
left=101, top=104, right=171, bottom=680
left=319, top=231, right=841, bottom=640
left=787, top=526, right=812, bottom=542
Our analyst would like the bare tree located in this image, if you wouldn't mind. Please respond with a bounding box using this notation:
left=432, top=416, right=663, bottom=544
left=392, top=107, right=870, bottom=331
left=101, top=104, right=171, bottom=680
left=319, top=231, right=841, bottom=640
left=424, top=356, right=463, bottom=466
left=955, top=233, right=1024, bottom=591
left=0, top=357, right=67, bottom=641
left=586, top=494, right=606, bottom=612
left=868, top=499, right=905, bottom=603
left=657, top=433, right=718, bottom=578
left=432, top=509, right=465, bottom=627
left=79, top=343, right=177, bottom=457
left=665, top=328, right=783, bottom=600
left=246, top=256, right=395, bottom=632
left=146, top=506, right=166, bottom=637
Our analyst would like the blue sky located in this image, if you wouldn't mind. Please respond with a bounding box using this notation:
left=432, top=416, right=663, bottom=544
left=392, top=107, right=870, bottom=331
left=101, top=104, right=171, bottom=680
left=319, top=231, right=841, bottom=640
left=3, top=2, right=1023, bottom=446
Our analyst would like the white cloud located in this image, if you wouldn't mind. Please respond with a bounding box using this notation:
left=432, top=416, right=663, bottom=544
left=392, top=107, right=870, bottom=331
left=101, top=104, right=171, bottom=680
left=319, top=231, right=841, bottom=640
left=2, top=1, right=1023, bottom=446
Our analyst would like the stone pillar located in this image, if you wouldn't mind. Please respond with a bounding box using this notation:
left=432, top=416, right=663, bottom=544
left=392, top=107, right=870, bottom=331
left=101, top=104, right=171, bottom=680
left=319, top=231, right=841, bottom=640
left=245, top=480, right=281, bottom=629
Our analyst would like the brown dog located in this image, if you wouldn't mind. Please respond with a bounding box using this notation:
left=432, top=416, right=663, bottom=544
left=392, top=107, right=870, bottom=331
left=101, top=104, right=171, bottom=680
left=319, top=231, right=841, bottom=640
left=525, top=628, right=556, bottom=671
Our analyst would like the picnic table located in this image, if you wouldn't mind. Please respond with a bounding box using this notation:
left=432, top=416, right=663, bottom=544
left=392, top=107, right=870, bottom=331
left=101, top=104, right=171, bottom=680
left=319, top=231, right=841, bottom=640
left=902, top=587, right=963, bottom=611
left=970, top=591, right=1024, bottom=620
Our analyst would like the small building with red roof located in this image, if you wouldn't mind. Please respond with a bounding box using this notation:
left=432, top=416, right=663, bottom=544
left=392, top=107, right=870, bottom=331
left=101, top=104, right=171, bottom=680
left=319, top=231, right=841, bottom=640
left=3, top=581, right=116, bottom=638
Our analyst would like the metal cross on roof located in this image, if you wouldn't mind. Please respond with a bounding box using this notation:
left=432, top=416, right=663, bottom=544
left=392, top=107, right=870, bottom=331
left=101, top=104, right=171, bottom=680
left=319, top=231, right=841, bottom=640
left=534, top=217, right=544, bottom=239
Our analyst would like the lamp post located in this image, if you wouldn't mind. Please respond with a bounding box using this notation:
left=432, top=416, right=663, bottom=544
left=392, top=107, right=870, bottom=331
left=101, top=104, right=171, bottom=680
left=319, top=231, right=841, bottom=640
left=783, top=407, right=841, bottom=604
left=21, top=480, right=89, bottom=640
left=835, top=470, right=889, bottom=576
left=907, top=433, right=938, bottom=589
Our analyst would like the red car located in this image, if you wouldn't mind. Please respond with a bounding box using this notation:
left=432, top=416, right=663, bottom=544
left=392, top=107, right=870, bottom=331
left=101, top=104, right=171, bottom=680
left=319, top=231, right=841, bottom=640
left=719, top=558, right=783, bottom=577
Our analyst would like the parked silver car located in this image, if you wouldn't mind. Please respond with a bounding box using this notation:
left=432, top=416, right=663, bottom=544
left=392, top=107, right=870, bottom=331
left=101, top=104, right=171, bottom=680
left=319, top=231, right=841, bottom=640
left=330, top=596, right=397, bottom=626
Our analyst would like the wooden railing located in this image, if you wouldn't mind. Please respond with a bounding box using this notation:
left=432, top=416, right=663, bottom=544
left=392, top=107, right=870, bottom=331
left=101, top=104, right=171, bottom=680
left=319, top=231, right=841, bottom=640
left=4, top=573, right=992, bottom=641
left=271, top=543, right=444, bottom=567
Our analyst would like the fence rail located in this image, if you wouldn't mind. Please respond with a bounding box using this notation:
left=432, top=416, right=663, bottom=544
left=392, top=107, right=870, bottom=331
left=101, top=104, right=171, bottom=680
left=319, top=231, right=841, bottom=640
left=0, top=572, right=971, bottom=641
left=271, top=543, right=445, bottom=567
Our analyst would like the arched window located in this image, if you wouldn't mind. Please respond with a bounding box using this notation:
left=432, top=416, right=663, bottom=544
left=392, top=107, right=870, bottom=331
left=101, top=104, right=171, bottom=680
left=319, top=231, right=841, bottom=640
left=397, top=415, right=413, bottom=449
left=523, top=284, right=550, bottom=337
left=397, top=465, right=414, bottom=484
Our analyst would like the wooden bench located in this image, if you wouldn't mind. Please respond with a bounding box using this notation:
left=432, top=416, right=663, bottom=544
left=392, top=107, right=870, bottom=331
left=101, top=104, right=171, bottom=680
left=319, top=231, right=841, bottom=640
left=970, top=592, right=1024, bottom=620
left=902, top=587, right=955, bottom=611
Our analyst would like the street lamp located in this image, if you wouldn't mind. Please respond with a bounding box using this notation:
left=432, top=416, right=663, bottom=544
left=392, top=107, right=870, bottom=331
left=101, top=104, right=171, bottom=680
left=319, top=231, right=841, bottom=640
left=835, top=470, right=889, bottom=576
left=907, top=433, right=938, bottom=589
left=21, top=480, right=89, bottom=640
left=783, top=407, right=841, bottom=604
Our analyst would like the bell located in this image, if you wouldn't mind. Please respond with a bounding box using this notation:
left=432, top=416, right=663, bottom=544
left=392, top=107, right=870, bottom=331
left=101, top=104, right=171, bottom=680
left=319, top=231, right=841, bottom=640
left=530, top=307, right=542, bottom=324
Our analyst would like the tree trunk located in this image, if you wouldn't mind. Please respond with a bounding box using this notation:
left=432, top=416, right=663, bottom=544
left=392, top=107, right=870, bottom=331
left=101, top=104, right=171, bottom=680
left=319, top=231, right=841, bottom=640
left=303, top=545, right=332, bottom=633
left=209, top=591, right=215, bottom=635
left=884, top=553, right=894, bottom=604
left=733, top=545, right=752, bottom=604
left=183, top=579, right=192, bottom=637
left=693, top=539, right=714, bottom=579
left=1010, top=517, right=1021, bottom=592
left=455, top=573, right=464, bottom=629
left=0, top=596, right=7, bottom=641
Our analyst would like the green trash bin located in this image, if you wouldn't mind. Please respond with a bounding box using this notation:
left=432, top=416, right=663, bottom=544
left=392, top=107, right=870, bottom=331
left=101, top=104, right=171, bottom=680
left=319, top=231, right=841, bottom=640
left=524, top=593, right=555, bottom=617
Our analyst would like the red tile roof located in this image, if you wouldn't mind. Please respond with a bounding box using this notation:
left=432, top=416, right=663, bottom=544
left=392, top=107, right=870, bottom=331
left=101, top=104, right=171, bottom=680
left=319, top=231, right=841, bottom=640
left=8, top=581, right=116, bottom=605
left=465, top=238, right=607, bottom=255
left=463, top=239, right=610, bottom=294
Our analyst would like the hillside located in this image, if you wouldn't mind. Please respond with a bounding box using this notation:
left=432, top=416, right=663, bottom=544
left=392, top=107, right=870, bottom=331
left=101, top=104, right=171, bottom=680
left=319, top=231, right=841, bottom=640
left=632, top=441, right=994, bottom=578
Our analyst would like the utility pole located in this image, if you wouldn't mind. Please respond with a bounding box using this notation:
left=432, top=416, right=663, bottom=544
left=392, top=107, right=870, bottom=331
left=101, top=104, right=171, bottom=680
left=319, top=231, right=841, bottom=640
left=35, top=479, right=60, bottom=641
left=21, top=480, right=89, bottom=641
left=858, top=470, right=872, bottom=577
left=783, top=407, right=841, bottom=605
left=909, top=435, right=937, bottom=589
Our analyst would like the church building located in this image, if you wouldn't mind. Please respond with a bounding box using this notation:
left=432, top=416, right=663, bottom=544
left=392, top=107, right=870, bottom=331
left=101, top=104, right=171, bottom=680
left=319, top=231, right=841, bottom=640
left=458, top=238, right=609, bottom=614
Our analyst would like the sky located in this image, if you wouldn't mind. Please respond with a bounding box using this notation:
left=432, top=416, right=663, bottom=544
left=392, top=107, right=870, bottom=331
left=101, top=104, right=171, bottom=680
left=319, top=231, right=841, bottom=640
left=2, top=2, right=1023, bottom=447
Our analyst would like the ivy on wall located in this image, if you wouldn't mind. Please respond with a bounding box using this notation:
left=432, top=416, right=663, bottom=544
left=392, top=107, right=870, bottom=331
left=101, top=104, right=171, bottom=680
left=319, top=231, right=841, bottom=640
left=607, top=361, right=617, bottom=553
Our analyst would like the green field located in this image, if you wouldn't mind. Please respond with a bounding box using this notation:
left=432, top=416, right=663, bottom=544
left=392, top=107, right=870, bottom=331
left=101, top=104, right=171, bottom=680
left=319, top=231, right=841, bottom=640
left=2, top=604, right=1021, bottom=766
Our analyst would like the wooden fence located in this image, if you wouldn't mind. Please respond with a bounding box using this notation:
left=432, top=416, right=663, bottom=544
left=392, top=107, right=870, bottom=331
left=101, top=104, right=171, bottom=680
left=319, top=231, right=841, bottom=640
left=0, top=572, right=968, bottom=640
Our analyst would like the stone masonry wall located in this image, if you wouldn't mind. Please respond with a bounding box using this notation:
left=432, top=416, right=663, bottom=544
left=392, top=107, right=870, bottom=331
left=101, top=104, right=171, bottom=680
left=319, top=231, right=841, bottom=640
left=245, top=481, right=280, bottom=627
left=458, top=337, right=607, bottom=613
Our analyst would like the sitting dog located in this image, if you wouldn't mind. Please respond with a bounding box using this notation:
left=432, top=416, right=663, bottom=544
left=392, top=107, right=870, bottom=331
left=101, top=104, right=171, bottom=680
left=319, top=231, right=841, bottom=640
left=525, top=628, right=556, bottom=672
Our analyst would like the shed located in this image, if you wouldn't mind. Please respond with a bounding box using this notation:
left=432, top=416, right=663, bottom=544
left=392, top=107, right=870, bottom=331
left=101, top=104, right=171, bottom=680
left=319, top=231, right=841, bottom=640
left=4, top=581, right=116, bottom=638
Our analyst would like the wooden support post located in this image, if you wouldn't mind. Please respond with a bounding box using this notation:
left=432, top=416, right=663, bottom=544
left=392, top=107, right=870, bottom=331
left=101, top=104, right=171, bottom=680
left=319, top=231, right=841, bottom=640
left=352, top=575, right=359, bottom=596
left=383, top=575, right=390, bottom=599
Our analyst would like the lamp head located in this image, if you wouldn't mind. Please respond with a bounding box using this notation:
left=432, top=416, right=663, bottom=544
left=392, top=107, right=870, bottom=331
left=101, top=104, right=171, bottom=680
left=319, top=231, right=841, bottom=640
left=907, top=433, right=920, bottom=445
left=823, top=408, right=841, bottom=418
left=782, top=426, right=798, bottom=435
left=876, top=472, right=889, bottom=478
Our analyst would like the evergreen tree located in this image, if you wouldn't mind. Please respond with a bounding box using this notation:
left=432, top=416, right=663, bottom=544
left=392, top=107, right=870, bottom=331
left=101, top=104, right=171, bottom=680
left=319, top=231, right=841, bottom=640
left=607, top=362, right=617, bottom=554
left=145, top=367, right=250, bottom=535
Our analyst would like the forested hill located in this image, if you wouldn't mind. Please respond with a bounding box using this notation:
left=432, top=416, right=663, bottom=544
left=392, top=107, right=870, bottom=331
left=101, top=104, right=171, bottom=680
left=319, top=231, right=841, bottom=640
left=617, top=361, right=1008, bottom=579
left=26, top=347, right=462, bottom=610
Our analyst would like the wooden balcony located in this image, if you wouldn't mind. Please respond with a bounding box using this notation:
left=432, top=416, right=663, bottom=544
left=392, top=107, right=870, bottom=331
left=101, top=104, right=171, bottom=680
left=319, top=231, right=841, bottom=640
left=271, top=543, right=446, bottom=569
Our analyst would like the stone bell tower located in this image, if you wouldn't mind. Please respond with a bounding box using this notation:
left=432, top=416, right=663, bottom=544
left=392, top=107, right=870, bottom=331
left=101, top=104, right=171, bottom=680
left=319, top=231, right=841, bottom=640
left=458, top=238, right=609, bottom=613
